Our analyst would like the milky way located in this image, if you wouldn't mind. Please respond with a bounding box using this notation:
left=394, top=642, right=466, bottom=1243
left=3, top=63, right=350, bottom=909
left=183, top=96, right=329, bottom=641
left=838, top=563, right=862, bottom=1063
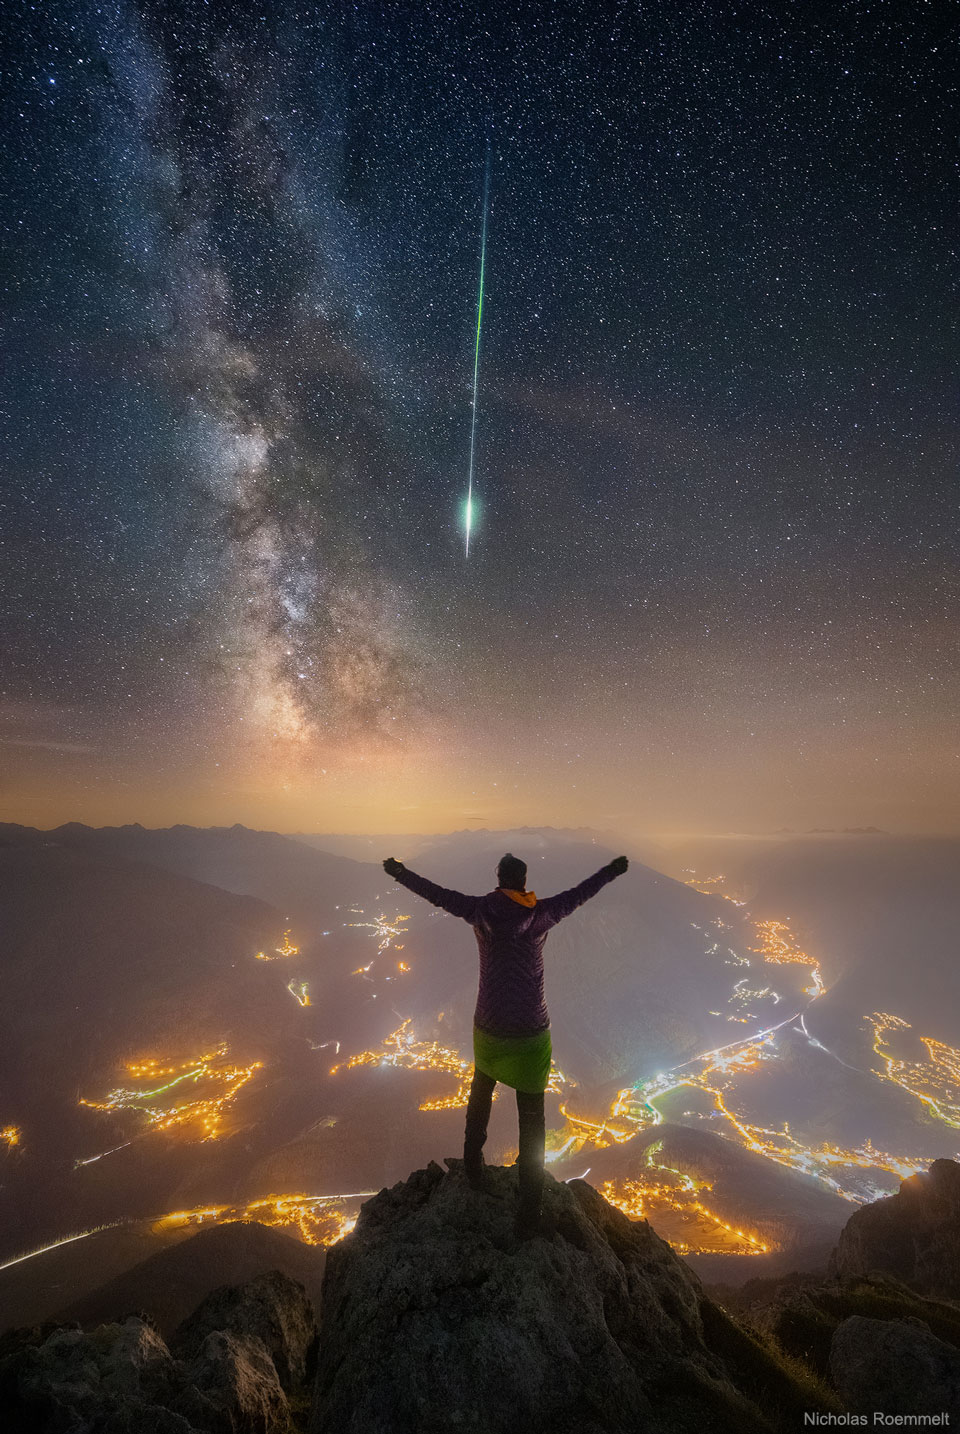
left=2, top=0, right=958, bottom=833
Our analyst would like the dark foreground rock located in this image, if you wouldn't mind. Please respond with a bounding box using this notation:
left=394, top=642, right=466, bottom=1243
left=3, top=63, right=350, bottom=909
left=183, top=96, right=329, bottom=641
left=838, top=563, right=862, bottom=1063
left=0, top=1269, right=315, bottom=1434
left=828, top=1157, right=960, bottom=1298
left=310, top=1159, right=837, bottom=1434
left=737, top=1270, right=960, bottom=1381
left=830, top=1314, right=960, bottom=1417
left=709, top=1159, right=960, bottom=1417
left=173, top=1269, right=318, bottom=1392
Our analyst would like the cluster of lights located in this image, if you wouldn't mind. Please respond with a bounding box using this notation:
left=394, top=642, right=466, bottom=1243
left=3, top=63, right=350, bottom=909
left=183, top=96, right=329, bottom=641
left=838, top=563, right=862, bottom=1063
left=729, top=977, right=781, bottom=1010
left=682, top=871, right=746, bottom=907
left=331, top=1020, right=478, bottom=1109
left=604, top=1022, right=935, bottom=1203
left=547, top=1104, right=634, bottom=1158
left=868, top=1013, right=960, bottom=1130
left=255, top=930, right=299, bottom=961
left=751, top=919, right=824, bottom=997
left=598, top=1174, right=770, bottom=1255
left=1, top=1125, right=21, bottom=1150
left=332, top=1019, right=568, bottom=1111
left=346, top=910, right=410, bottom=955
left=80, top=1044, right=263, bottom=1142
left=287, top=980, right=311, bottom=1007
left=158, top=1190, right=376, bottom=1245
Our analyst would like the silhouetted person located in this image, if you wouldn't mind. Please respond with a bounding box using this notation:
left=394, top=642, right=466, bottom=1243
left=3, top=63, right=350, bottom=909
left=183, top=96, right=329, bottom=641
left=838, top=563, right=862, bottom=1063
left=382, top=849, right=629, bottom=1237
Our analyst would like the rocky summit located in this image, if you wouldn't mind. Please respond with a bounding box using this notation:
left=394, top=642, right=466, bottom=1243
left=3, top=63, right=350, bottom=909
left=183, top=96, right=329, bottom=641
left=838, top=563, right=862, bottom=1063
left=5, top=1159, right=960, bottom=1431
left=828, top=1156, right=960, bottom=1298
left=309, top=1159, right=830, bottom=1434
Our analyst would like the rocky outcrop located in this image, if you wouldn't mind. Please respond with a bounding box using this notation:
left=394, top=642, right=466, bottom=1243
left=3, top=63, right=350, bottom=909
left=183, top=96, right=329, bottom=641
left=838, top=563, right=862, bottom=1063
left=173, top=1270, right=317, bottom=1392
left=0, top=1269, right=315, bottom=1434
left=309, top=1159, right=836, bottom=1434
left=175, top=1329, right=291, bottom=1434
left=737, top=1270, right=960, bottom=1380
left=708, top=1159, right=960, bottom=1415
left=828, top=1157, right=960, bottom=1298
left=829, top=1314, right=960, bottom=1417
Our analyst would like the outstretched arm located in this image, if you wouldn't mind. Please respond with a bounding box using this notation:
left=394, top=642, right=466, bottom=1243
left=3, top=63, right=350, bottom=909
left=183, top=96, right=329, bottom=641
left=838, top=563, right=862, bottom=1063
left=383, top=858, right=480, bottom=923
left=536, top=855, right=628, bottom=928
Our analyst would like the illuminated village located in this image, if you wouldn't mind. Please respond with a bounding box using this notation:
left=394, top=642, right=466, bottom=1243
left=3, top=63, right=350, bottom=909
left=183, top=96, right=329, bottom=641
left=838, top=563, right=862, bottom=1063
left=57, top=886, right=959, bottom=1261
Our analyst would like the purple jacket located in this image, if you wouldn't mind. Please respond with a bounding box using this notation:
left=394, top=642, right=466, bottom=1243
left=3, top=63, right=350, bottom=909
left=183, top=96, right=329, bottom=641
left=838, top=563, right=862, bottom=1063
left=391, top=862, right=622, bottom=1037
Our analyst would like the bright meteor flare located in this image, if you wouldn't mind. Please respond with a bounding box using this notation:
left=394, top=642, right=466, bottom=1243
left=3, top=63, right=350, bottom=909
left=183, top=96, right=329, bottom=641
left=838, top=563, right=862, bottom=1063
left=464, top=158, right=489, bottom=557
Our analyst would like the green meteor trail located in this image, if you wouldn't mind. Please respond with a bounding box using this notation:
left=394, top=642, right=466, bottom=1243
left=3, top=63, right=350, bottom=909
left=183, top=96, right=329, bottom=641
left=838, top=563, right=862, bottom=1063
left=464, top=162, right=489, bottom=557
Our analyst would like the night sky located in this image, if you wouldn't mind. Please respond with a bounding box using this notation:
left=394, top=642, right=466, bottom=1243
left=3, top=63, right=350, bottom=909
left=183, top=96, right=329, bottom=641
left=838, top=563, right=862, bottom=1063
left=3, top=0, right=958, bottom=836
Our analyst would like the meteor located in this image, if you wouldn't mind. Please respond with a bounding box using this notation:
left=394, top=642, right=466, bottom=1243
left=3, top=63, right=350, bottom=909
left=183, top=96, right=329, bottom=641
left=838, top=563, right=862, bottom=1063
left=464, top=157, right=489, bottom=557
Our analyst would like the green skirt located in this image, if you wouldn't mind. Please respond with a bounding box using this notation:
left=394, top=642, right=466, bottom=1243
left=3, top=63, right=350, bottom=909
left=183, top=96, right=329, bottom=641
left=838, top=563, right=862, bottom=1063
left=473, top=1024, right=552, bottom=1094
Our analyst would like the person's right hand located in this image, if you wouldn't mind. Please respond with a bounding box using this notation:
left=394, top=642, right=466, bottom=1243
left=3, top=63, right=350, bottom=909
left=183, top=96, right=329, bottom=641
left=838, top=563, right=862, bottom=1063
left=383, top=857, right=404, bottom=878
left=609, top=855, right=629, bottom=875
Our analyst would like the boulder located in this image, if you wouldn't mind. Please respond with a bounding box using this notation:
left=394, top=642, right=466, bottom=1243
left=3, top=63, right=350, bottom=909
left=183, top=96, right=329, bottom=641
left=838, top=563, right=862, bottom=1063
left=829, top=1314, right=960, bottom=1417
left=173, top=1270, right=317, bottom=1392
left=174, top=1330, right=291, bottom=1434
left=828, top=1158, right=960, bottom=1298
left=0, top=1315, right=195, bottom=1433
left=0, top=1287, right=298, bottom=1434
left=309, top=1160, right=833, bottom=1434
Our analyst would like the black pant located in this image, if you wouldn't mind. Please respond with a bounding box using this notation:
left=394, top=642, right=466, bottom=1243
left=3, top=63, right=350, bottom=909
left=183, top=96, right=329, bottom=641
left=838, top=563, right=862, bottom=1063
left=463, top=1068, right=545, bottom=1216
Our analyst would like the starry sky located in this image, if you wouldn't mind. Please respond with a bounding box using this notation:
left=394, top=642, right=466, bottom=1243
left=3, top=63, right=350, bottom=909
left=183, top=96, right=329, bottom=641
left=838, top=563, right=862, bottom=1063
left=2, top=0, right=958, bottom=837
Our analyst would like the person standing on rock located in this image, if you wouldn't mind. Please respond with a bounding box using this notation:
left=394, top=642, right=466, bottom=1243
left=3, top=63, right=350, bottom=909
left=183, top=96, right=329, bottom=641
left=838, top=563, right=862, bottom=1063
left=381, top=850, right=629, bottom=1237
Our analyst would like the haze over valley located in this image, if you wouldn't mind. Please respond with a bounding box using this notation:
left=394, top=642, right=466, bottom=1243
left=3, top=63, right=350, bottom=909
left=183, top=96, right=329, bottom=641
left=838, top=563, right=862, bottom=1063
left=3, top=822, right=958, bottom=1329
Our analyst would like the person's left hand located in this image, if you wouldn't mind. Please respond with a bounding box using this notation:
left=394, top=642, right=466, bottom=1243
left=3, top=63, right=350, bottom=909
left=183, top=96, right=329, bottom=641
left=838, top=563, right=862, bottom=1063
left=383, top=857, right=404, bottom=878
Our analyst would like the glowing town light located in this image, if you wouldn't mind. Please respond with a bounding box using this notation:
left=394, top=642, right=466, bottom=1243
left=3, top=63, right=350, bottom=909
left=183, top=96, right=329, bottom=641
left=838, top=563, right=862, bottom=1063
left=255, top=928, right=300, bottom=961
left=868, top=1012, right=960, bottom=1130
left=1, top=1125, right=21, bottom=1150
left=330, top=1019, right=572, bottom=1111
left=157, top=1190, right=378, bottom=1246
left=346, top=910, right=411, bottom=955
left=79, top=1044, right=263, bottom=1145
left=287, top=979, right=311, bottom=1007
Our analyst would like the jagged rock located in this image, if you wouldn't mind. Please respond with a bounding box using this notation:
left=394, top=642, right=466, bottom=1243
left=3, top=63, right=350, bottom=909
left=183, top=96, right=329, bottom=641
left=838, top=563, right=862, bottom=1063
left=0, top=1300, right=295, bottom=1434
left=828, top=1158, right=960, bottom=1298
left=173, top=1270, right=317, bottom=1392
left=174, top=1330, right=291, bottom=1434
left=309, top=1160, right=832, bottom=1434
left=735, top=1271, right=960, bottom=1380
left=0, top=1315, right=196, bottom=1433
left=829, top=1314, right=960, bottom=1416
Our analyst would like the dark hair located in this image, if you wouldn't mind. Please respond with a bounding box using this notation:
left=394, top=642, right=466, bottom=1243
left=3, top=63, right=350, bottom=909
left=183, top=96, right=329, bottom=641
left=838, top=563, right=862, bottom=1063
left=497, top=852, right=527, bottom=890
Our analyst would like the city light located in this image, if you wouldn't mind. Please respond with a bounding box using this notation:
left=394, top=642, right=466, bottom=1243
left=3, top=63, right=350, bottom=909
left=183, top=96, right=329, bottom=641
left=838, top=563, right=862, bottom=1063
left=331, top=1018, right=569, bottom=1110
left=158, top=1190, right=376, bottom=1245
left=79, top=1044, right=263, bottom=1143
left=255, top=929, right=299, bottom=961
left=868, top=1013, right=960, bottom=1130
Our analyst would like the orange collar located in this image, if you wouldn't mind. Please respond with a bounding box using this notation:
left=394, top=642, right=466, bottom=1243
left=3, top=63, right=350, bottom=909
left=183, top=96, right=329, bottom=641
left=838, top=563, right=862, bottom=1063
left=499, top=887, right=537, bottom=907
